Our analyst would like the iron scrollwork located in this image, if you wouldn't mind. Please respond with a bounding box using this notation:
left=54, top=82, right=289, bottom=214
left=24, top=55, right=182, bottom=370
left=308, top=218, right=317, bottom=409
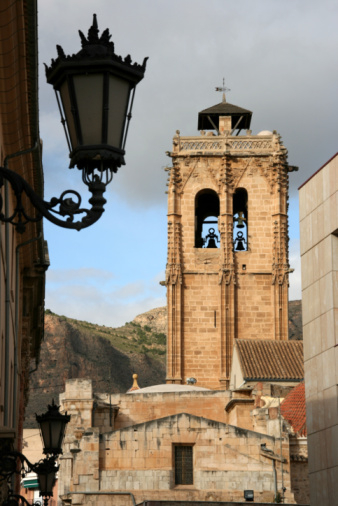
left=0, top=450, right=58, bottom=506
left=0, top=166, right=107, bottom=233
left=3, top=492, right=43, bottom=506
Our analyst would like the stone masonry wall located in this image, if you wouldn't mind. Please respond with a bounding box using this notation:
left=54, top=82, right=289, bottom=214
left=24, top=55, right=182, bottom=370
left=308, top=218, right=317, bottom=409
left=97, top=413, right=290, bottom=504
left=108, top=390, right=231, bottom=430
left=182, top=273, right=221, bottom=388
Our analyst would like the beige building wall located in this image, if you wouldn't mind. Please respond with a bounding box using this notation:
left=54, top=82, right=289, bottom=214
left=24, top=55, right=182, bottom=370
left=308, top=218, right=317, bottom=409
left=59, top=379, right=295, bottom=505
left=299, top=153, right=338, bottom=506
left=0, top=2, right=47, bottom=502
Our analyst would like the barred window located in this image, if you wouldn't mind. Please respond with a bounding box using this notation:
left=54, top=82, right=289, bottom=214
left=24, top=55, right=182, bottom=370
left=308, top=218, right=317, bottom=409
left=174, top=445, right=193, bottom=485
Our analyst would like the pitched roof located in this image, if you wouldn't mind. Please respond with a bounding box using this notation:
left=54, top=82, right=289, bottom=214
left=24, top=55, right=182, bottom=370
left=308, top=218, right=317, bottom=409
left=199, top=101, right=252, bottom=117
left=198, top=100, right=252, bottom=131
left=235, top=339, right=304, bottom=381
left=281, top=382, right=307, bottom=436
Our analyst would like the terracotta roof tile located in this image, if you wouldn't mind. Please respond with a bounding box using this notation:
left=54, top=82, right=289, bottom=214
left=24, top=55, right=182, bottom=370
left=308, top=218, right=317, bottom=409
left=281, top=382, right=307, bottom=436
left=235, top=339, right=304, bottom=381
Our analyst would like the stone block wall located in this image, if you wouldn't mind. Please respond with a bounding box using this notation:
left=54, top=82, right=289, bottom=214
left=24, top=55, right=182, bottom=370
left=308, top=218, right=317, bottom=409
left=235, top=274, right=274, bottom=340
left=96, top=413, right=291, bottom=503
left=108, top=389, right=231, bottom=430
left=181, top=273, right=221, bottom=388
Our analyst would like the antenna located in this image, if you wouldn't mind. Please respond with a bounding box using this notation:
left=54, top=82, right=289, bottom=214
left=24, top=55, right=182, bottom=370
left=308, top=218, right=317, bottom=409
left=215, top=78, right=230, bottom=102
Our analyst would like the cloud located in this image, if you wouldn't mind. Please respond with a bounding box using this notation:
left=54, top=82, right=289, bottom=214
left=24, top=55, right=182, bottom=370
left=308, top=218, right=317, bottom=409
left=39, top=0, right=338, bottom=326
left=39, top=0, right=338, bottom=208
left=47, top=268, right=115, bottom=284
left=45, top=268, right=166, bottom=327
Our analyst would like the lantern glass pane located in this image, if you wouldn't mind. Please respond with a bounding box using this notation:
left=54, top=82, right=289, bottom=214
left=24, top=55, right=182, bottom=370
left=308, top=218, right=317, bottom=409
left=51, top=419, right=63, bottom=451
left=107, top=76, right=130, bottom=148
left=59, top=81, right=78, bottom=150
left=40, top=419, right=51, bottom=451
left=73, top=74, right=103, bottom=145
left=38, top=471, right=56, bottom=497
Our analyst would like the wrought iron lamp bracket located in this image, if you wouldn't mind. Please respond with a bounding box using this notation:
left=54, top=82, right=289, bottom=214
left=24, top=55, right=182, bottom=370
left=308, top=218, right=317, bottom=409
left=0, top=450, right=58, bottom=481
left=0, top=450, right=58, bottom=505
left=0, top=166, right=107, bottom=233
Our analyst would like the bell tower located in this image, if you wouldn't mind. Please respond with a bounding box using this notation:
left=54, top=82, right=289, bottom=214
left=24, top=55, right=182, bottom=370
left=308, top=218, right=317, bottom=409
left=165, top=95, right=294, bottom=390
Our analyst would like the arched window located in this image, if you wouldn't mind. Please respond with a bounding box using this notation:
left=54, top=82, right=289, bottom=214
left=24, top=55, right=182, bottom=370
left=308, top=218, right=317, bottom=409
left=233, top=188, right=248, bottom=251
left=195, top=190, right=220, bottom=248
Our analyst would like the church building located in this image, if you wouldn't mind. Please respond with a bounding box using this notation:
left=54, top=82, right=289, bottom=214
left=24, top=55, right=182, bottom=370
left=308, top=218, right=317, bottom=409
left=57, top=95, right=308, bottom=505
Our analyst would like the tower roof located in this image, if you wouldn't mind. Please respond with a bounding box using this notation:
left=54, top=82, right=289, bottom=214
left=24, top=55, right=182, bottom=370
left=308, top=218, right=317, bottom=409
left=198, top=100, right=252, bottom=132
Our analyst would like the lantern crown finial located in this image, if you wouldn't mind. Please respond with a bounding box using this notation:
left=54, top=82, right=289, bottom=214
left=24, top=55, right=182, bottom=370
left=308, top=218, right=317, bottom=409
left=45, top=14, right=148, bottom=77
left=78, top=14, right=114, bottom=52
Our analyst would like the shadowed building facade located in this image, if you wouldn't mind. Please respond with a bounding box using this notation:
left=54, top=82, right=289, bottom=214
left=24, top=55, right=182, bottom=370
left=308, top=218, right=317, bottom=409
left=0, top=1, right=48, bottom=502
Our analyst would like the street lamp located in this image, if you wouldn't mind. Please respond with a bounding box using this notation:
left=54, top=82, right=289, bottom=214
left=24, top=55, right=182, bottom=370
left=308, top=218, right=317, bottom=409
left=0, top=14, right=147, bottom=233
left=0, top=402, right=70, bottom=506
left=36, top=400, right=70, bottom=456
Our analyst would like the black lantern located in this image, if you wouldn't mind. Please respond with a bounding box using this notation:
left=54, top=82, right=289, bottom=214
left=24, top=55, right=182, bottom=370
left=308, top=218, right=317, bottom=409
left=35, top=458, right=59, bottom=500
left=0, top=14, right=147, bottom=232
left=0, top=401, right=70, bottom=506
left=36, top=400, right=70, bottom=456
left=45, top=14, right=147, bottom=182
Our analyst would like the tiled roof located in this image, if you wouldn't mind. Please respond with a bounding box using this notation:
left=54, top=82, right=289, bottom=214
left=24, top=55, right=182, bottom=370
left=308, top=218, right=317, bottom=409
left=281, top=382, right=307, bottom=436
left=235, top=339, right=304, bottom=381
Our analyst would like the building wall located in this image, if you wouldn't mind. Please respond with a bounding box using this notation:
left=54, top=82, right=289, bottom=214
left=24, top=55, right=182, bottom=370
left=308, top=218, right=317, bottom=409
left=59, top=380, right=294, bottom=505
left=299, top=153, right=338, bottom=506
left=0, top=0, right=46, bottom=501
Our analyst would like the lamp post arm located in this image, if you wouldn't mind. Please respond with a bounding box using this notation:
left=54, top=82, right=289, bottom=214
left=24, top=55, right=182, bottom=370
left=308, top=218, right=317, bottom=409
left=0, top=166, right=107, bottom=233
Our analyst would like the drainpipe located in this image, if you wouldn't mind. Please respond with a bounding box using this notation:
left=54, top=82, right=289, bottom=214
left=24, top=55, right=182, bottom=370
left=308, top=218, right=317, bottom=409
left=13, top=232, right=42, bottom=429
left=2, top=142, right=40, bottom=429
left=4, top=180, right=10, bottom=426
left=279, top=396, right=285, bottom=503
left=273, top=459, right=278, bottom=499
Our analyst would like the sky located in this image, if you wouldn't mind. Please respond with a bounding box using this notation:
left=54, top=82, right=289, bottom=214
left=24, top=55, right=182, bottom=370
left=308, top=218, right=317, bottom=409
left=38, top=0, right=338, bottom=327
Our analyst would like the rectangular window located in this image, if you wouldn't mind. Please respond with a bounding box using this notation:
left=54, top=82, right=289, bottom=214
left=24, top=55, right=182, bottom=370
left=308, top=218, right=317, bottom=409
left=174, top=445, right=193, bottom=485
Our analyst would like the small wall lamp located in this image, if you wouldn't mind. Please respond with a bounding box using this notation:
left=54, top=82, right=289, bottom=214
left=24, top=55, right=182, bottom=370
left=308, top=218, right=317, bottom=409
left=0, top=401, right=70, bottom=506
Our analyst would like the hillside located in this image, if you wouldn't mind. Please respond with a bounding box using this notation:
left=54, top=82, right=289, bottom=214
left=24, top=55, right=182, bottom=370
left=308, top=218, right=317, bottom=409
left=25, top=300, right=302, bottom=427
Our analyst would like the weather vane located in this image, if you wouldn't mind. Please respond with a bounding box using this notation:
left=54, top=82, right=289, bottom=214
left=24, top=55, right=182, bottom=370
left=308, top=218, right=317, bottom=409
left=215, top=78, right=230, bottom=102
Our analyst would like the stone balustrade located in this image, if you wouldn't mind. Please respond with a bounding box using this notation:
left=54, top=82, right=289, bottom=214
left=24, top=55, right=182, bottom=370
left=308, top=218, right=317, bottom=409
left=173, top=134, right=278, bottom=156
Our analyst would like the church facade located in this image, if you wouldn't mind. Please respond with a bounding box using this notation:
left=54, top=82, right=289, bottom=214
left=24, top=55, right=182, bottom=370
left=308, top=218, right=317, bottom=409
left=57, top=97, right=307, bottom=505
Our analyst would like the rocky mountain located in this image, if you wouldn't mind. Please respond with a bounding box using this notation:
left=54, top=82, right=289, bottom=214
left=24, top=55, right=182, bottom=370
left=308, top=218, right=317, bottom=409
left=25, top=300, right=302, bottom=427
left=288, top=299, right=303, bottom=340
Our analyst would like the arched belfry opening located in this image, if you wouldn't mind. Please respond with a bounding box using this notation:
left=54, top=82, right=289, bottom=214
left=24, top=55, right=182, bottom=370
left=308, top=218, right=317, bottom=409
left=195, top=190, right=220, bottom=248
left=233, top=188, right=248, bottom=251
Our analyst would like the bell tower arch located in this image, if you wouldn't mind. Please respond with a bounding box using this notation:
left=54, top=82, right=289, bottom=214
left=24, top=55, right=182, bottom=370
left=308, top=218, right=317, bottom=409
left=195, top=189, right=220, bottom=248
left=165, top=96, right=294, bottom=389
